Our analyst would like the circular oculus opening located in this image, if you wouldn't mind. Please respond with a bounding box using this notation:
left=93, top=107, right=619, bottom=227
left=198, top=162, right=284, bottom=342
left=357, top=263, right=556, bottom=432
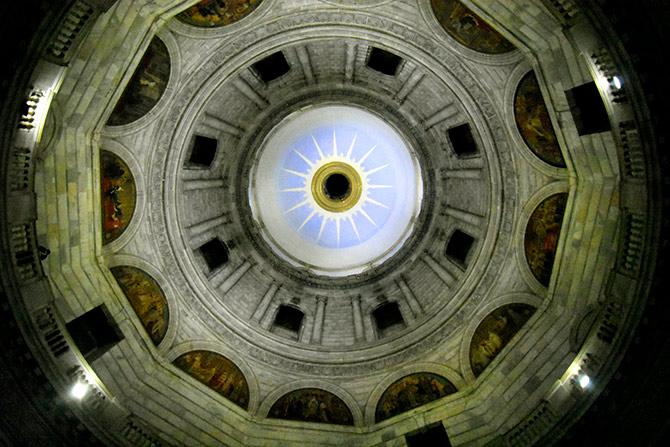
left=249, top=104, right=423, bottom=277
left=311, top=162, right=362, bottom=212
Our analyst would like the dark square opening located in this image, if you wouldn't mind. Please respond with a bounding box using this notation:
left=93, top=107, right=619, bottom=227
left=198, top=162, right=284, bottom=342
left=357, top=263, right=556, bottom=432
left=251, top=51, right=290, bottom=83
left=445, top=230, right=475, bottom=265
left=187, top=135, right=218, bottom=167
left=447, top=123, right=478, bottom=156
left=565, top=81, right=611, bottom=135
left=198, top=238, right=229, bottom=271
left=367, top=47, right=403, bottom=76
left=405, top=422, right=452, bottom=447
left=65, top=305, right=123, bottom=363
left=273, top=305, right=304, bottom=333
left=372, top=301, right=405, bottom=337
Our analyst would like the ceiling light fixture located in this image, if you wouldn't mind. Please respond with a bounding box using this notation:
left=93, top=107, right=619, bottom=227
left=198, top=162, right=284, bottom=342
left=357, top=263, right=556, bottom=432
left=70, top=381, right=89, bottom=400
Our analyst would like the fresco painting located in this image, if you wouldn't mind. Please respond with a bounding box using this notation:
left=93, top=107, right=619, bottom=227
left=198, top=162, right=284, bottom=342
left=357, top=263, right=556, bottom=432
left=173, top=350, right=250, bottom=409
left=524, top=193, right=568, bottom=286
left=430, top=0, right=516, bottom=54
left=101, top=151, right=136, bottom=244
left=111, top=266, right=169, bottom=345
left=469, top=303, right=536, bottom=377
left=514, top=71, right=566, bottom=167
left=268, top=388, right=354, bottom=425
left=177, top=0, right=262, bottom=27
left=375, top=373, right=457, bottom=422
left=107, top=37, right=170, bottom=126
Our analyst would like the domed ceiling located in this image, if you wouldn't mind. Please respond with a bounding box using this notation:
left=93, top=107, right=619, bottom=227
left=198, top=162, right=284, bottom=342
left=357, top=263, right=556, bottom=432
left=2, top=0, right=660, bottom=445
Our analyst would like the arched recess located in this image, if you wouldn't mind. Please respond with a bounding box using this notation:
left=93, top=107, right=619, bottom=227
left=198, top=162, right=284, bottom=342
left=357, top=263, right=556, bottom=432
left=176, top=0, right=264, bottom=28
left=259, top=380, right=363, bottom=427
left=104, top=29, right=180, bottom=133
left=100, top=150, right=137, bottom=245
left=109, top=265, right=169, bottom=346
left=515, top=181, right=570, bottom=294
left=513, top=70, right=566, bottom=168
left=459, top=292, right=542, bottom=383
left=364, top=363, right=462, bottom=425
left=105, top=253, right=179, bottom=352
left=428, top=0, right=516, bottom=55
left=168, top=341, right=260, bottom=413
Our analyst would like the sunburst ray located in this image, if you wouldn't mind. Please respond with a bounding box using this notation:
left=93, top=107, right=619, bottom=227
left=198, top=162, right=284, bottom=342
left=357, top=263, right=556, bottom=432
left=293, top=149, right=314, bottom=167
left=285, top=199, right=309, bottom=213
left=346, top=133, right=358, bottom=160
left=365, top=163, right=389, bottom=176
left=312, top=135, right=325, bottom=160
left=283, top=168, right=308, bottom=179
left=366, top=197, right=389, bottom=209
left=298, top=209, right=317, bottom=230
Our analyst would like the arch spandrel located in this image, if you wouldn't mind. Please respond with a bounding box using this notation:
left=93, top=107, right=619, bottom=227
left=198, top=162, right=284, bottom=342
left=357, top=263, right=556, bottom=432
left=110, top=265, right=169, bottom=345
left=268, top=388, right=355, bottom=426
left=469, top=303, right=537, bottom=377
left=176, top=0, right=263, bottom=28
left=100, top=150, right=136, bottom=244
left=375, top=372, right=457, bottom=422
left=430, top=0, right=516, bottom=54
left=173, top=350, right=250, bottom=410
left=524, top=193, right=569, bottom=287
left=107, top=36, right=170, bottom=127
left=514, top=71, right=566, bottom=168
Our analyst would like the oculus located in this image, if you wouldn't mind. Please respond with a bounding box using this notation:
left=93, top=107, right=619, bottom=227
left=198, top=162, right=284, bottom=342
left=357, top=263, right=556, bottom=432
left=249, top=105, right=423, bottom=277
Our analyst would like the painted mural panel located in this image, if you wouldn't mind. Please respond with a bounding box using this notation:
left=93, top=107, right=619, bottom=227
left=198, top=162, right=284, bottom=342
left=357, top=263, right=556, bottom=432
left=524, top=193, right=568, bottom=286
left=469, top=303, right=536, bottom=377
left=514, top=72, right=566, bottom=167
left=177, top=0, right=262, bottom=27
left=173, top=350, right=250, bottom=409
left=110, top=266, right=169, bottom=345
left=268, top=388, right=354, bottom=425
left=107, top=37, right=170, bottom=126
left=375, top=373, right=457, bottom=422
left=430, top=0, right=516, bottom=54
left=101, top=150, right=136, bottom=244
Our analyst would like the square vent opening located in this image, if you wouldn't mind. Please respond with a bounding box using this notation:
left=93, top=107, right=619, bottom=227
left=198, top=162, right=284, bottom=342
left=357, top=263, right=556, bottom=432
left=251, top=51, right=290, bottom=83
left=367, top=47, right=403, bottom=76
